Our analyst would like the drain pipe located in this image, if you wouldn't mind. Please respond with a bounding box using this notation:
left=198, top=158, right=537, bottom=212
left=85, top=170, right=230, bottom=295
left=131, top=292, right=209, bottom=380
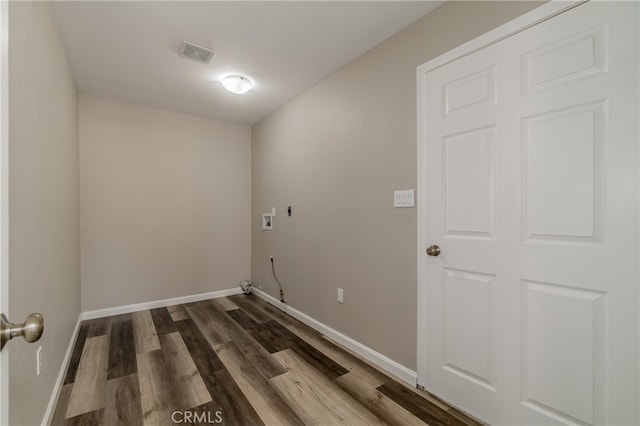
left=270, top=256, right=286, bottom=303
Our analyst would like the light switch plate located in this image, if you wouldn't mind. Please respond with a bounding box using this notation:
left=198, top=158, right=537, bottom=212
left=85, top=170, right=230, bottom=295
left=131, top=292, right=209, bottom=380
left=394, top=189, right=415, bottom=208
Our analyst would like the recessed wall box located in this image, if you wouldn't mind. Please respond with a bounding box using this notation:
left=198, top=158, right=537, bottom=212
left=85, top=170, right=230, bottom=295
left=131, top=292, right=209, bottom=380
left=262, top=214, right=273, bottom=230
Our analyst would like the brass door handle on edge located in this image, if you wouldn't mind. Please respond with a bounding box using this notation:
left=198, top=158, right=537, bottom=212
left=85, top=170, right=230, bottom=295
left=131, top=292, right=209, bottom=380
left=0, top=313, right=44, bottom=351
left=426, top=245, right=440, bottom=256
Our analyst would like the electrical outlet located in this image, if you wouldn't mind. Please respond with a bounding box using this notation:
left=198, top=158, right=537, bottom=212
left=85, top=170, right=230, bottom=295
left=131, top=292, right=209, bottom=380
left=36, top=346, right=43, bottom=375
left=337, top=288, right=344, bottom=304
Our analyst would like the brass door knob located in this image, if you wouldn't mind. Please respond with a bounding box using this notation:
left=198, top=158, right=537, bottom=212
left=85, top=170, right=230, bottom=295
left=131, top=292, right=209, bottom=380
left=0, top=313, right=44, bottom=351
left=426, top=245, right=440, bottom=256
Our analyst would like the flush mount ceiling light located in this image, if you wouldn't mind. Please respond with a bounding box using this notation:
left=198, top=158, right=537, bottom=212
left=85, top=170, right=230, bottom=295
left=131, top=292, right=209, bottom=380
left=220, top=75, right=254, bottom=95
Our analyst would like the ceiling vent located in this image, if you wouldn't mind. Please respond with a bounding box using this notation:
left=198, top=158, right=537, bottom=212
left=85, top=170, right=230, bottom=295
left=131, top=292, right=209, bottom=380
left=178, top=41, right=215, bottom=65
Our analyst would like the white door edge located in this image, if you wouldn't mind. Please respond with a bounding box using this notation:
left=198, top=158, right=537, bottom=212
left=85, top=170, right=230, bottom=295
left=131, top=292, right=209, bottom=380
left=416, top=0, right=587, bottom=389
left=0, top=0, right=9, bottom=423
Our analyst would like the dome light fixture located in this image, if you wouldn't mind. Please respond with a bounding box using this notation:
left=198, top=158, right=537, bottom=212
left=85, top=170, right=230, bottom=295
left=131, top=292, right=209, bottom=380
left=220, top=75, right=254, bottom=94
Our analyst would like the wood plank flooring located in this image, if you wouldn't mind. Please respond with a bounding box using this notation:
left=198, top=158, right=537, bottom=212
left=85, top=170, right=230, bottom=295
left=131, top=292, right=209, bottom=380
left=52, top=294, right=482, bottom=426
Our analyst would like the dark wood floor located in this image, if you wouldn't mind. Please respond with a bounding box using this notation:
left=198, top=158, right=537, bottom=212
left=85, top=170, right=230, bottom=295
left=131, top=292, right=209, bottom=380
left=51, top=294, right=481, bottom=425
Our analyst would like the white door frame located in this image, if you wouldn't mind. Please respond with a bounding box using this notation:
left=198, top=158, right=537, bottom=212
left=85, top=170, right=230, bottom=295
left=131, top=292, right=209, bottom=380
left=416, top=0, right=590, bottom=394
left=0, top=0, right=9, bottom=423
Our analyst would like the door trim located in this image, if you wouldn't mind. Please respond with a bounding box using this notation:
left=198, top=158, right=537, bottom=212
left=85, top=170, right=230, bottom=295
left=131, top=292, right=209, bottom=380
left=416, top=0, right=585, bottom=395
left=0, top=0, right=9, bottom=423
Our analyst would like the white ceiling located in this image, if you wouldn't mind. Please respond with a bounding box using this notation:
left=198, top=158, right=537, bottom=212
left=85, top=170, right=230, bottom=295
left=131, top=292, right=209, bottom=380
left=52, top=1, right=442, bottom=126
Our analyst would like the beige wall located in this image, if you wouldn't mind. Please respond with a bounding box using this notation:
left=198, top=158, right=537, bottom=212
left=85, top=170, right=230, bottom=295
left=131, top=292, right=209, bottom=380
left=8, top=1, right=80, bottom=424
left=252, top=1, right=543, bottom=370
left=80, top=95, right=251, bottom=312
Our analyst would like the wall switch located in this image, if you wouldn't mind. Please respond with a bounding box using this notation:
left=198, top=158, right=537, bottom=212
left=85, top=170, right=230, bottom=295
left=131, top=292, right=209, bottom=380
left=36, top=346, right=43, bottom=375
left=394, top=189, right=415, bottom=208
left=337, top=288, right=344, bottom=304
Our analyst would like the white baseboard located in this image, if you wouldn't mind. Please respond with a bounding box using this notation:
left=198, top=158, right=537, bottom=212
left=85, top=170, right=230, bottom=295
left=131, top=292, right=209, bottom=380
left=41, top=313, right=82, bottom=426
left=82, top=287, right=243, bottom=320
left=251, top=287, right=418, bottom=387
left=44, top=285, right=417, bottom=425
left=43, top=286, right=243, bottom=425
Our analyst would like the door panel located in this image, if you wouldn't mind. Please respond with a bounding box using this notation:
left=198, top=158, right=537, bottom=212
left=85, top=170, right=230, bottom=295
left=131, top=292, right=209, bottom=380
left=444, top=126, right=496, bottom=238
left=418, top=2, right=639, bottom=425
left=443, top=67, right=496, bottom=117
left=520, top=24, right=607, bottom=95
left=522, top=100, right=605, bottom=242
left=522, top=280, right=605, bottom=425
left=442, top=268, right=496, bottom=390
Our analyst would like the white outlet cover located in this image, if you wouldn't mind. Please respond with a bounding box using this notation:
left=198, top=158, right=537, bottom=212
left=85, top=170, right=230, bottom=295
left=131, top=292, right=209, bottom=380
left=394, top=189, right=415, bottom=208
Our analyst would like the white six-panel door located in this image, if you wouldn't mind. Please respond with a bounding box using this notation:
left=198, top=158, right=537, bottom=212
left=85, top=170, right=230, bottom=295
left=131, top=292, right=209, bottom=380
left=417, top=2, right=639, bottom=425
